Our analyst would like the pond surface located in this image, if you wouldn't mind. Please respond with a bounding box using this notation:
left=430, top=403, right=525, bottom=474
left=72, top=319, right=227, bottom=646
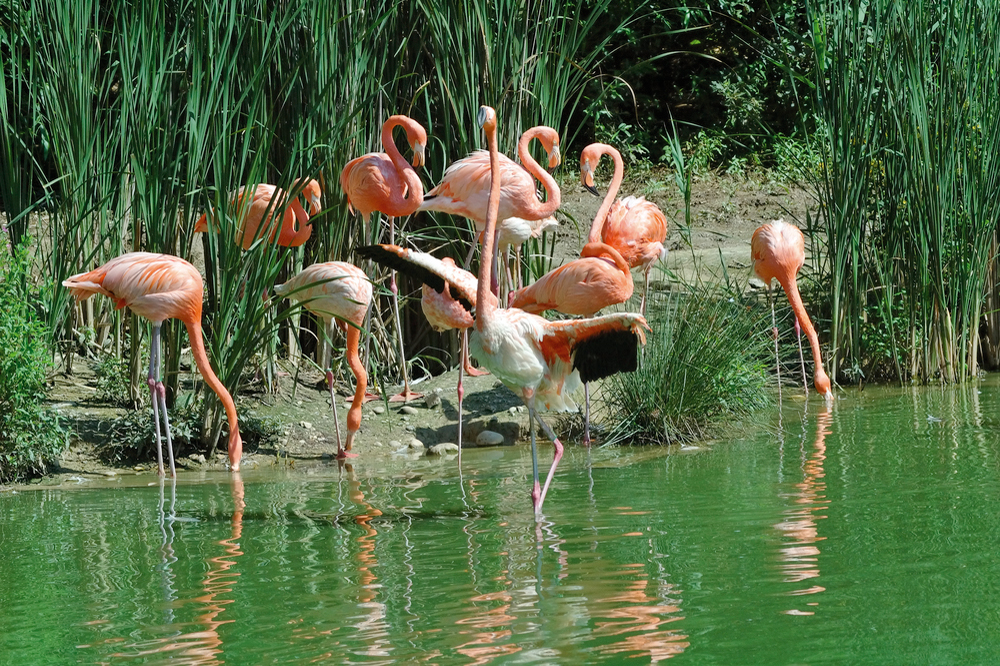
left=5, top=380, right=1000, bottom=664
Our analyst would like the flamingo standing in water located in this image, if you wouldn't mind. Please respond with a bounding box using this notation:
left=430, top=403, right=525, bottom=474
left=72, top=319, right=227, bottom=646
left=341, top=115, right=427, bottom=403
left=581, top=143, right=668, bottom=315
left=274, top=262, right=372, bottom=458
left=508, top=241, right=634, bottom=445
left=419, top=124, right=562, bottom=272
left=63, top=253, right=243, bottom=474
left=751, top=220, right=833, bottom=401
left=360, top=106, right=649, bottom=514
left=195, top=179, right=322, bottom=250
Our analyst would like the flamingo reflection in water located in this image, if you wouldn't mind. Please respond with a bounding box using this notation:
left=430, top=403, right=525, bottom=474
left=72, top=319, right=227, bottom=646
left=346, top=463, right=392, bottom=657
left=774, top=405, right=833, bottom=614
left=110, top=474, right=246, bottom=663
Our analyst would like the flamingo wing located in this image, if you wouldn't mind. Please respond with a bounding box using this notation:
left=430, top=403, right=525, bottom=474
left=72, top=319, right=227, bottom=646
left=602, top=196, right=668, bottom=269
left=274, top=262, right=372, bottom=327
left=339, top=152, right=401, bottom=219
left=541, top=313, right=649, bottom=383
left=420, top=150, right=538, bottom=224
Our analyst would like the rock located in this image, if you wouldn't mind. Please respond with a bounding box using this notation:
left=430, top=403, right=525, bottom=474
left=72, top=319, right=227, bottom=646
left=191, top=453, right=206, bottom=464
left=400, top=405, right=419, bottom=415
left=100, top=470, right=117, bottom=477
left=389, top=440, right=404, bottom=450
left=404, top=424, right=416, bottom=432
left=372, top=405, right=386, bottom=415
left=408, top=438, right=425, bottom=451
left=517, top=405, right=527, bottom=413
left=748, top=277, right=767, bottom=291
left=508, top=406, right=518, bottom=415
left=428, top=443, right=460, bottom=456
left=300, top=421, right=313, bottom=430
left=424, top=390, right=442, bottom=409
left=476, top=430, right=505, bottom=447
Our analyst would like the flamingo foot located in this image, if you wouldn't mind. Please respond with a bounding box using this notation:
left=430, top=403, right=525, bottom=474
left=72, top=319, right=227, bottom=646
left=349, top=391, right=382, bottom=404
left=464, top=363, right=489, bottom=377
left=389, top=389, right=423, bottom=403
left=336, top=449, right=359, bottom=459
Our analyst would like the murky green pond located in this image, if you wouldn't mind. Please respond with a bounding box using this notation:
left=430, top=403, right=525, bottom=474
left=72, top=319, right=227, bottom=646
left=6, top=380, right=1000, bottom=664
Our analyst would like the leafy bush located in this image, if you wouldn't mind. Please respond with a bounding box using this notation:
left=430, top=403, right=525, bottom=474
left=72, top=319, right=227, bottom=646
left=0, top=242, right=66, bottom=483
left=602, top=287, right=773, bottom=445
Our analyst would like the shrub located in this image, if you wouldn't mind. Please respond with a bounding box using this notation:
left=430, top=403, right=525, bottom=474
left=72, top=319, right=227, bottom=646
left=0, top=242, right=66, bottom=483
left=602, top=286, right=773, bottom=445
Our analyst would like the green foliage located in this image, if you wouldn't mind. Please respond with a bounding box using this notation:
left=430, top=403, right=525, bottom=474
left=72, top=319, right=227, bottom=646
left=91, top=353, right=134, bottom=409
left=0, top=241, right=66, bottom=483
left=602, top=287, right=773, bottom=445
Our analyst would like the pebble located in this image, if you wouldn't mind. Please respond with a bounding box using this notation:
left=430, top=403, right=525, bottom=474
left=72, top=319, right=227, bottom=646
left=428, top=443, right=460, bottom=456
left=100, top=470, right=117, bottom=477
left=748, top=277, right=767, bottom=290
left=372, top=405, right=386, bottom=415
left=389, top=440, right=404, bottom=450
left=424, top=391, right=442, bottom=409
left=191, top=454, right=206, bottom=464
left=476, top=430, right=505, bottom=447
left=508, top=406, right=518, bottom=415
left=300, top=421, right=313, bottom=430
left=400, top=405, right=419, bottom=415
left=408, top=438, right=426, bottom=451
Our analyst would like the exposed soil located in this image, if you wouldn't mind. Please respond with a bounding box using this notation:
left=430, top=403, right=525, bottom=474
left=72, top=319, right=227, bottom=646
left=17, top=171, right=817, bottom=489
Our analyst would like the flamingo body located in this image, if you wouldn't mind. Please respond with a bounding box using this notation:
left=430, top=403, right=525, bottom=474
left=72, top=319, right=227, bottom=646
left=195, top=180, right=321, bottom=250
left=63, top=252, right=243, bottom=473
left=509, top=242, right=633, bottom=316
left=751, top=220, right=833, bottom=399
left=600, top=196, right=668, bottom=271
left=275, top=262, right=372, bottom=456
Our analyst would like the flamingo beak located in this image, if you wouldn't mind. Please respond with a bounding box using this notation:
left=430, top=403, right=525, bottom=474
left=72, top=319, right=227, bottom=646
left=548, top=145, right=561, bottom=169
left=308, top=194, right=322, bottom=215
left=477, top=106, right=490, bottom=128
left=412, top=142, right=426, bottom=168
left=581, top=163, right=599, bottom=196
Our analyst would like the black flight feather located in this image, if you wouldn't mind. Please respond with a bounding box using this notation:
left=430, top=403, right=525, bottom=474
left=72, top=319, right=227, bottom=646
left=573, top=328, right=639, bottom=383
left=354, top=244, right=475, bottom=314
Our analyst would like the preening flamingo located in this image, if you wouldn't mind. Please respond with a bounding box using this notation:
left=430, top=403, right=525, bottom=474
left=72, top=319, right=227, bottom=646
left=340, top=115, right=427, bottom=403
left=354, top=247, right=492, bottom=464
left=508, top=241, right=634, bottom=445
left=63, top=253, right=243, bottom=474
left=496, top=215, right=559, bottom=303
left=195, top=179, right=322, bottom=250
left=750, top=220, right=833, bottom=401
left=419, top=124, right=562, bottom=270
left=360, top=106, right=649, bottom=514
left=274, top=262, right=373, bottom=458
left=581, top=143, right=668, bottom=315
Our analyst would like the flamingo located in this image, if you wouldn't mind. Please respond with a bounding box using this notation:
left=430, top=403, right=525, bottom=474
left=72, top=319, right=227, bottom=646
left=359, top=106, right=649, bottom=514
left=273, top=262, right=372, bottom=458
left=495, top=214, right=559, bottom=303
left=750, top=220, right=833, bottom=401
left=340, top=114, right=427, bottom=403
left=194, top=179, right=321, bottom=250
left=508, top=241, right=634, bottom=445
left=418, top=124, right=562, bottom=271
left=581, top=143, right=668, bottom=315
left=63, top=253, right=243, bottom=475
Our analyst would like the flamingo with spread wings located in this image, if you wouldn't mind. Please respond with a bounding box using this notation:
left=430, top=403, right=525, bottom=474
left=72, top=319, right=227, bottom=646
left=359, top=106, right=648, bottom=514
left=341, top=114, right=427, bottom=403
left=63, top=253, right=243, bottom=474
left=274, top=262, right=373, bottom=458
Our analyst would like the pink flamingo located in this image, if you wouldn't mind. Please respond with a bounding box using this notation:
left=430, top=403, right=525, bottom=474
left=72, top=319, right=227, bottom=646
left=274, top=262, right=372, bottom=458
left=340, top=114, right=427, bottom=403
left=581, top=143, right=668, bottom=315
left=508, top=241, right=634, bottom=445
left=419, top=124, right=562, bottom=270
left=360, top=106, right=649, bottom=514
left=63, top=253, right=243, bottom=474
left=751, top=220, right=833, bottom=401
left=194, top=179, right=322, bottom=250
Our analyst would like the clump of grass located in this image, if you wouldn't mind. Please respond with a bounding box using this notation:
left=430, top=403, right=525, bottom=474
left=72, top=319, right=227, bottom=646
left=0, top=241, right=66, bottom=483
left=602, top=287, right=773, bottom=446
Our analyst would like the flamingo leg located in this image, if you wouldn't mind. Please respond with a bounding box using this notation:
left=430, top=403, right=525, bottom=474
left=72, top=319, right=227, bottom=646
left=463, top=231, right=482, bottom=270
left=640, top=266, right=651, bottom=317
left=457, top=330, right=466, bottom=468
left=582, top=382, right=591, bottom=447
left=769, top=288, right=782, bottom=409
left=388, top=218, right=422, bottom=403
left=527, top=398, right=541, bottom=510
left=149, top=323, right=176, bottom=477
left=327, top=368, right=344, bottom=456
left=794, top=316, right=809, bottom=395
left=533, top=405, right=564, bottom=515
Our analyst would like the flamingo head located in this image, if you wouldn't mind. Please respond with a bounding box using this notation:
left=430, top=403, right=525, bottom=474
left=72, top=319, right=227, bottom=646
left=405, top=124, right=428, bottom=167
left=300, top=178, right=323, bottom=215
left=579, top=152, right=600, bottom=196
left=194, top=213, right=210, bottom=233
left=814, top=366, right=833, bottom=402
left=534, top=128, right=562, bottom=169
left=477, top=105, right=497, bottom=133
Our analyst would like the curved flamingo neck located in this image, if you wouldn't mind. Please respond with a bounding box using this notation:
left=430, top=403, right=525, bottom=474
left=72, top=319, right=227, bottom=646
left=183, top=321, right=242, bottom=469
left=581, top=241, right=630, bottom=275
left=285, top=200, right=312, bottom=245
left=777, top=275, right=830, bottom=396
left=382, top=116, right=424, bottom=214
left=477, top=122, right=502, bottom=331
left=518, top=127, right=560, bottom=217
left=588, top=145, right=624, bottom=243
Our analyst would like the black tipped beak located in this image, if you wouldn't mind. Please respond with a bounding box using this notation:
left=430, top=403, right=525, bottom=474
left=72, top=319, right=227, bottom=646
left=585, top=184, right=600, bottom=197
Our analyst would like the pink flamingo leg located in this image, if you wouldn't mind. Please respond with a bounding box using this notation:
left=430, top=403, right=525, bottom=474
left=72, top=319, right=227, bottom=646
left=527, top=398, right=542, bottom=510
left=583, top=382, right=592, bottom=447
left=457, top=330, right=466, bottom=468
left=770, top=288, right=782, bottom=409
left=326, top=368, right=344, bottom=456
left=148, top=323, right=176, bottom=477
left=532, top=403, right=564, bottom=514
left=794, top=316, right=809, bottom=395
left=388, top=218, right=422, bottom=403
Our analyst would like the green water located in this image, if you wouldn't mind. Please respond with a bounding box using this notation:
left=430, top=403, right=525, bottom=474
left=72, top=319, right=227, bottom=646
left=5, top=381, right=1000, bottom=664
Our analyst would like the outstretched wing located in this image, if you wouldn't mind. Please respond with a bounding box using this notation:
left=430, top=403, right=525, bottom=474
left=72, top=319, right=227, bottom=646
left=355, top=244, right=486, bottom=314
left=540, top=313, right=650, bottom=383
